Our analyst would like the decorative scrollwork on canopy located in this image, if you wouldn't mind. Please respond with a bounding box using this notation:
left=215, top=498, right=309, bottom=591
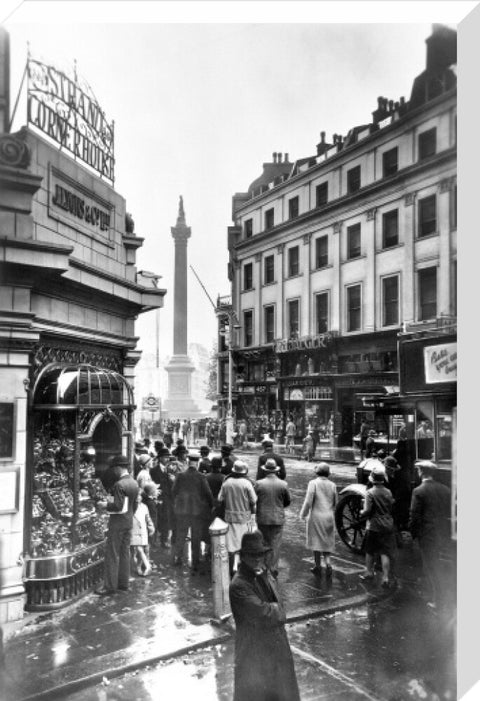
left=0, top=128, right=31, bottom=168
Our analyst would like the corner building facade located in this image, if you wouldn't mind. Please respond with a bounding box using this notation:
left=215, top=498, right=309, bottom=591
left=0, top=33, right=165, bottom=622
left=221, top=26, right=456, bottom=452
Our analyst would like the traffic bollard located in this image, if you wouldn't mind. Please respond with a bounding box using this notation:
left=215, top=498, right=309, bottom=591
left=209, top=517, right=232, bottom=624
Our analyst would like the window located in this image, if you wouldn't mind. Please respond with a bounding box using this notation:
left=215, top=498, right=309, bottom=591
left=288, top=246, right=299, bottom=277
left=243, top=310, right=253, bottom=346
left=264, top=255, right=275, bottom=284
left=418, top=127, right=437, bottom=160
left=288, top=196, right=299, bottom=219
left=382, top=275, right=399, bottom=326
left=244, top=219, right=253, bottom=238
left=243, top=262, right=253, bottom=290
left=265, top=208, right=274, bottom=230
left=347, top=284, right=361, bottom=331
left=264, top=305, right=275, bottom=343
left=316, top=182, right=328, bottom=207
left=418, top=268, right=437, bottom=321
left=347, top=223, right=361, bottom=260
left=383, top=147, right=398, bottom=177
left=315, top=235, right=328, bottom=269
left=382, top=209, right=399, bottom=248
left=347, top=165, right=361, bottom=194
left=287, top=299, right=299, bottom=338
left=418, top=195, right=436, bottom=237
left=315, top=292, right=329, bottom=334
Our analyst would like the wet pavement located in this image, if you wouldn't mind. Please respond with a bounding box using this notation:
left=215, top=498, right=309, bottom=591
left=1, top=453, right=456, bottom=701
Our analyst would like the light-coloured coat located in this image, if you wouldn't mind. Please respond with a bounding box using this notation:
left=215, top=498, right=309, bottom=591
left=299, top=476, right=337, bottom=551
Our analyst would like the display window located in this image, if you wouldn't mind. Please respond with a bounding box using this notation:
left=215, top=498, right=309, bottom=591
left=25, top=363, right=134, bottom=611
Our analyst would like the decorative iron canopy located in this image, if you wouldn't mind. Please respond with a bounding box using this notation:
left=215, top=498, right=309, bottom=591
left=33, top=363, right=133, bottom=407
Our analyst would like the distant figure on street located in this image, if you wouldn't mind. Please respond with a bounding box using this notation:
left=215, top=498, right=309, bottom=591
left=198, top=445, right=212, bottom=474
left=254, top=458, right=291, bottom=576
left=285, top=417, right=296, bottom=454
left=359, top=421, right=370, bottom=459
left=365, top=429, right=377, bottom=458
left=256, top=436, right=286, bottom=480
left=217, top=460, right=257, bottom=575
left=238, top=420, right=248, bottom=448
left=95, top=456, right=139, bottom=596
left=135, top=454, right=153, bottom=490
left=359, top=464, right=397, bottom=589
left=303, top=430, right=315, bottom=461
left=229, top=531, right=301, bottom=701
left=409, top=460, right=451, bottom=610
left=300, top=462, right=337, bottom=578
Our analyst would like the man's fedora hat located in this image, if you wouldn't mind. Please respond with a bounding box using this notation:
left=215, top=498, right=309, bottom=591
left=200, top=446, right=210, bottom=454
left=261, top=458, right=280, bottom=473
left=261, top=434, right=273, bottom=445
left=109, top=455, right=130, bottom=468
left=232, top=460, right=248, bottom=475
left=240, top=531, right=271, bottom=555
left=221, top=444, right=233, bottom=453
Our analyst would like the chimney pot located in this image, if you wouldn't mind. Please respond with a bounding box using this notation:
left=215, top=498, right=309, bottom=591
left=273, top=152, right=277, bottom=163
left=400, top=96, right=405, bottom=105
left=278, top=153, right=282, bottom=163
left=378, top=96, right=383, bottom=108
left=285, top=153, right=289, bottom=163
left=321, top=131, right=325, bottom=143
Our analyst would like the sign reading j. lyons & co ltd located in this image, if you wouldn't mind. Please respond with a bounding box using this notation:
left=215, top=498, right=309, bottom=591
left=27, top=57, right=115, bottom=181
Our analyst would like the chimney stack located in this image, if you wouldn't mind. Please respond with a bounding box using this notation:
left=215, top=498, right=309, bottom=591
left=272, top=152, right=277, bottom=163
left=284, top=153, right=289, bottom=163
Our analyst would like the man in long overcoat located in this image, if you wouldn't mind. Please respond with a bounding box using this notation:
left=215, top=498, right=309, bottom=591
left=171, top=454, right=214, bottom=571
left=256, top=436, right=286, bottom=480
left=408, top=460, right=451, bottom=610
left=229, top=531, right=300, bottom=701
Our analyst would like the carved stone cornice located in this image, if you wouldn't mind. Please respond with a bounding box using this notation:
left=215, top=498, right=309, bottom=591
left=0, top=127, right=31, bottom=168
left=439, top=177, right=456, bottom=193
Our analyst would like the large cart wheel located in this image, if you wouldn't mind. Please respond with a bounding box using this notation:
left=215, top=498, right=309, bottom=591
left=335, top=493, right=366, bottom=554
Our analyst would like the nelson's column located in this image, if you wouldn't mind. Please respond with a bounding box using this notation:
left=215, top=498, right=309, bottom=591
left=163, top=197, right=201, bottom=419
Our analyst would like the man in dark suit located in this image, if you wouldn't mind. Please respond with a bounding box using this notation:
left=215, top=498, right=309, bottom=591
left=172, top=454, right=214, bottom=572
left=256, top=437, right=286, bottom=481
left=220, top=444, right=236, bottom=476
left=409, top=460, right=451, bottom=610
left=95, top=455, right=139, bottom=596
left=254, top=459, right=291, bottom=576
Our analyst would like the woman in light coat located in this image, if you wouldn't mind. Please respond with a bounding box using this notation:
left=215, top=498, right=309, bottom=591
left=299, top=462, right=337, bottom=577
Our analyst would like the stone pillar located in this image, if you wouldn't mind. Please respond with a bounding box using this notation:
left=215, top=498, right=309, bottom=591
left=209, top=517, right=231, bottom=623
left=164, top=197, right=201, bottom=418
left=172, top=197, right=190, bottom=356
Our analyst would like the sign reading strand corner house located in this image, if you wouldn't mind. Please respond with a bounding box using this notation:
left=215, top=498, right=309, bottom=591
left=424, top=342, right=457, bottom=384
left=27, top=57, right=115, bottom=182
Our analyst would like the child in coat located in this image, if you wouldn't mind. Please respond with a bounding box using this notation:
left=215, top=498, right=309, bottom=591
left=131, top=491, right=155, bottom=576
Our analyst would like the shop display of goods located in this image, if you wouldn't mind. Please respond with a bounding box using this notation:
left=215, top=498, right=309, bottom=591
left=85, top=478, right=108, bottom=501
left=89, top=514, right=108, bottom=542
left=79, top=459, right=95, bottom=480
left=43, top=487, right=74, bottom=519
left=30, top=515, right=73, bottom=557
left=32, top=494, right=46, bottom=519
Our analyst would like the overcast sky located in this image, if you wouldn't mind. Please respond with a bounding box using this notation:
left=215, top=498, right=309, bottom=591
left=3, top=2, right=470, bottom=360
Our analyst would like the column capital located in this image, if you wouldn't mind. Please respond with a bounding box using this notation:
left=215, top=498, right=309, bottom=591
left=303, top=233, right=311, bottom=244
left=333, top=221, right=342, bottom=234
left=439, top=177, right=456, bottom=193
left=255, top=253, right=261, bottom=262
left=276, top=243, right=285, bottom=253
left=366, top=207, right=377, bottom=221
left=404, top=192, right=416, bottom=207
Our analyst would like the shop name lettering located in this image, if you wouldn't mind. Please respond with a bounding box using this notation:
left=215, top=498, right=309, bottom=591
left=275, top=333, right=332, bottom=353
left=429, top=348, right=457, bottom=375
left=52, top=185, right=110, bottom=231
left=27, top=59, right=114, bottom=180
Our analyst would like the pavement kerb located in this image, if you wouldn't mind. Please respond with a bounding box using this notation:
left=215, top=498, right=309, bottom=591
left=15, top=590, right=386, bottom=701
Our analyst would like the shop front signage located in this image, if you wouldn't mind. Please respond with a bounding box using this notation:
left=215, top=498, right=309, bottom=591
left=27, top=57, right=115, bottom=181
left=274, top=332, right=334, bottom=354
left=424, top=342, right=457, bottom=384
left=142, top=394, right=161, bottom=410
left=48, top=167, right=113, bottom=242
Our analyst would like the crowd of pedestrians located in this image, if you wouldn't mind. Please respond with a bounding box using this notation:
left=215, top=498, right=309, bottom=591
left=94, top=432, right=452, bottom=616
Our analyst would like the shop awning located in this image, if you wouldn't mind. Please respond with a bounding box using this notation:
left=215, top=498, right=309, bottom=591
left=33, top=363, right=134, bottom=407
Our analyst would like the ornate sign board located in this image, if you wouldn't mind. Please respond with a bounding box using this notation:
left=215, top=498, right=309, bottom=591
left=27, top=57, right=115, bottom=182
left=274, top=332, right=334, bottom=354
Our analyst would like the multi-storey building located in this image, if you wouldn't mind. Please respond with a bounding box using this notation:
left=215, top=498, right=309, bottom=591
left=218, top=24, right=456, bottom=454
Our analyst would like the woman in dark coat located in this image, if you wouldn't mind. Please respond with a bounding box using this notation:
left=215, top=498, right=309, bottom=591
left=229, top=532, right=300, bottom=701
